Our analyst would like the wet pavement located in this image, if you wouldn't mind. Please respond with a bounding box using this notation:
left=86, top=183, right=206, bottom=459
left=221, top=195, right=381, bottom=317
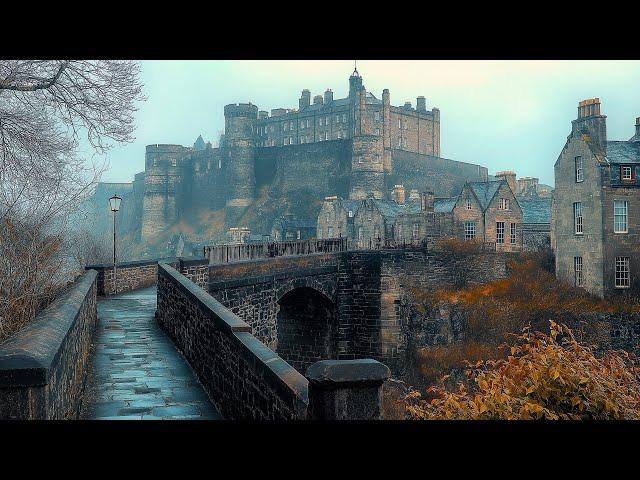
left=81, top=287, right=221, bottom=420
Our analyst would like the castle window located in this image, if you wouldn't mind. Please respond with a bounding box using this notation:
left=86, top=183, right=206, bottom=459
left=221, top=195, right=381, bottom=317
left=397, top=138, right=402, bottom=148
left=358, top=227, right=363, bottom=240
left=412, top=223, right=420, bottom=239
left=306, top=119, right=310, bottom=128
left=615, top=256, right=630, bottom=288
left=297, top=230, right=301, bottom=240
left=510, top=223, right=517, bottom=244
left=326, top=116, right=330, bottom=125
left=621, top=165, right=634, bottom=181
left=614, top=200, right=628, bottom=233
left=171, top=159, right=177, bottom=167
left=466, top=198, right=472, bottom=210
left=375, top=112, right=380, bottom=121
left=348, top=210, right=354, bottom=218
left=375, top=128, right=380, bottom=136
left=300, top=120, right=304, bottom=129
left=499, top=198, right=510, bottom=210
left=336, top=115, right=340, bottom=123
left=319, top=117, right=323, bottom=126
left=575, top=156, right=583, bottom=183
left=290, top=121, right=294, bottom=130
left=496, top=221, right=505, bottom=244
left=318, top=227, right=322, bottom=239
left=283, top=123, right=288, bottom=131
left=574, top=202, right=583, bottom=234
left=328, top=227, right=334, bottom=238
left=464, top=222, right=476, bottom=240
left=343, top=113, right=347, bottom=123
left=325, top=132, right=329, bottom=141
left=574, top=256, right=583, bottom=287
left=398, top=118, right=401, bottom=129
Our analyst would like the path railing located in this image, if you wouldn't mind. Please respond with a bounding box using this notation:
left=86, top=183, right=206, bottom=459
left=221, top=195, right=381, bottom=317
left=204, top=238, right=350, bottom=265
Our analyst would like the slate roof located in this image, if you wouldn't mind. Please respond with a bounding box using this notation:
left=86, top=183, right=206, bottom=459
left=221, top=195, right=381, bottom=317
left=468, top=180, right=504, bottom=211
left=341, top=200, right=362, bottom=215
left=433, top=198, right=457, bottom=213
left=518, top=197, right=552, bottom=224
left=606, top=141, right=640, bottom=164
left=373, top=199, right=407, bottom=220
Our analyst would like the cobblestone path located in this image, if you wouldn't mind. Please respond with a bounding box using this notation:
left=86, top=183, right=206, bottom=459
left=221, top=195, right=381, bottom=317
left=81, top=287, right=220, bottom=420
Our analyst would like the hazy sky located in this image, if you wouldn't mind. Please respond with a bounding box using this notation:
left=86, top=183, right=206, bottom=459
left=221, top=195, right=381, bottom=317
left=96, top=60, right=640, bottom=187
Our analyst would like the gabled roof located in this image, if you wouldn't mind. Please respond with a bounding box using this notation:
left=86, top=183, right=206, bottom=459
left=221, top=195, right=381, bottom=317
left=606, top=141, right=640, bottom=164
left=467, top=180, right=504, bottom=211
left=518, top=197, right=552, bottom=224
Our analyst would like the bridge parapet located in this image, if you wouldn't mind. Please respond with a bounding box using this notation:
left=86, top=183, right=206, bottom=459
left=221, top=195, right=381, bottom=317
left=0, top=270, right=98, bottom=419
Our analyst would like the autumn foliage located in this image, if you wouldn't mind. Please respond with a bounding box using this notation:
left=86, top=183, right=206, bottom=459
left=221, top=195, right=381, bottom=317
left=402, top=322, right=640, bottom=420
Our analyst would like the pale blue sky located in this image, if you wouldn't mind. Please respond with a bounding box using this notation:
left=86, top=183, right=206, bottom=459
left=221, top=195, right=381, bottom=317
left=96, top=60, right=640, bottom=187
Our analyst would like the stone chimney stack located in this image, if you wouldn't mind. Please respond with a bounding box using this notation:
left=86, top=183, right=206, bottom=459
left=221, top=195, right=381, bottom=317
left=632, top=117, right=640, bottom=141
left=392, top=185, right=405, bottom=204
left=572, top=98, right=607, bottom=154
left=324, top=89, right=333, bottom=104
left=416, top=96, right=426, bottom=112
left=495, top=171, right=517, bottom=194
left=299, top=89, right=311, bottom=110
left=421, top=191, right=434, bottom=211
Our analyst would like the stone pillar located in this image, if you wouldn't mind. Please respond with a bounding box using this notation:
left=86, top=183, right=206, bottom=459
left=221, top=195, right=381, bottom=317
left=305, top=359, right=391, bottom=420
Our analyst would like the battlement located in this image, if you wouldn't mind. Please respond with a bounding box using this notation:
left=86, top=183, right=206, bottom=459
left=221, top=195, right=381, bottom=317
left=224, top=103, right=258, bottom=118
left=146, top=144, right=186, bottom=153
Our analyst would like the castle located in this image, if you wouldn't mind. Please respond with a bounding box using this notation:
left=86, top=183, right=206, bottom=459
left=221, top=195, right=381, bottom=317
left=95, top=69, right=492, bottom=248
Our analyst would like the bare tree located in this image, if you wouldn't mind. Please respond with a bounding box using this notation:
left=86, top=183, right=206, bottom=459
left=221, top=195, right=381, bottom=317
left=0, top=60, right=144, bottom=339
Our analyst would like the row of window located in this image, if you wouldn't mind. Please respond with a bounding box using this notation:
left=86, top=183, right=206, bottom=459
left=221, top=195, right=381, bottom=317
left=574, top=256, right=630, bottom=288
left=464, top=198, right=511, bottom=210
left=573, top=200, right=629, bottom=234
left=463, top=221, right=517, bottom=244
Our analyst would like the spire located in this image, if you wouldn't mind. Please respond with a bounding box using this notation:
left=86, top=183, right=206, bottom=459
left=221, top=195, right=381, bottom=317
left=351, top=60, right=360, bottom=78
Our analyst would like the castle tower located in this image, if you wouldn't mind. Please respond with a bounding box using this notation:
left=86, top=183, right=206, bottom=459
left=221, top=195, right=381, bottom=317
left=223, top=103, right=258, bottom=227
left=382, top=88, right=392, bottom=173
left=141, top=144, right=188, bottom=240
left=349, top=135, right=385, bottom=200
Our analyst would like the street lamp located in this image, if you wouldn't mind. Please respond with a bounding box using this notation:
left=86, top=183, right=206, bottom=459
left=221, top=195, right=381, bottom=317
left=109, top=195, right=122, bottom=294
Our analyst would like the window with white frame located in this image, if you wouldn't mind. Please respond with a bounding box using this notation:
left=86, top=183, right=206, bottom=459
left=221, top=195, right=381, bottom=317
left=496, top=222, right=505, bottom=244
left=499, top=198, right=510, bottom=210
left=574, top=256, right=583, bottom=287
left=466, top=198, right=472, bottom=210
left=575, top=156, right=584, bottom=183
left=614, top=200, right=628, bottom=233
left=615, top=256, right=630, bottom=288
left=464, top=222, right=476, bottom=240
left=574, top=202, right=583, bottom=234
left=297, top=230, right=301, bottom=240
left=283, top=122, right=288, bottom=131
left=358, top=227, right=363, bottom=240
left=398, top=118, right=401, bottom=129
left=412, top=223, right=420, bottom=239
left=325, top=132, right=329, bottom=141
left=318, top=227, right=322, bottom=239
left=510, top=223, right=517, bottom=244
left=328, top=227, right=334, bottom=238
left=622, top=165, right=633, bottom=180
left=306, top=119, right=310, bottom=128
left=348, top=210, right=354, bottom=218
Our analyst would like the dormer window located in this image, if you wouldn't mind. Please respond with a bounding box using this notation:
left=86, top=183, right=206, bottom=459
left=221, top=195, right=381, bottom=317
left=621, top=165, right=634, bottom=181
left=499, top=198, right=510, bottom=210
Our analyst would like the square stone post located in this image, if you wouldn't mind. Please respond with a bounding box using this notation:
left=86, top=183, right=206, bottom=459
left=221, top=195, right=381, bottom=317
left=305, top=359, right=390, bottom=420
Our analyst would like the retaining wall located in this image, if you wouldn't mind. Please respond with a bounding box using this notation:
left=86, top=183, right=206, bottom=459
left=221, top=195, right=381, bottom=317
left=0, top=270, right=98, bottom=419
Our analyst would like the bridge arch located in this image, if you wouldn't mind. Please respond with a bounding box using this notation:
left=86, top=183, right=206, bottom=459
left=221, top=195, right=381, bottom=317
left=275, top=285, right=338, bottom=373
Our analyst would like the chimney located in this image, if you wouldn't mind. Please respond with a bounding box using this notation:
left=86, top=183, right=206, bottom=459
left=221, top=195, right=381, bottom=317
left=416, top=96, right=426, bottom=112
left=403, top=101, right=412, bottom=110
left=313, top=95, right=324, bottom=105
left=633, top=117, right=640, bottom=141
left=258, top=110, right=269, bottom=120
left=495, top=171, right=517, bottom=194
left=392, top=185, right=405, bottom=204
left=299, top=89, right=311, bottom=110
left=324, top=89, right=333, bottom=104
left=421, top=191, right=434, bottom=211
left=572, top=98, right=607, bottom=153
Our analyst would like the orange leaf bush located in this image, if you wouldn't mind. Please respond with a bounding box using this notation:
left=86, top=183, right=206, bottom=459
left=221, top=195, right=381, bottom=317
left=401, top=322, right=640, bottom=420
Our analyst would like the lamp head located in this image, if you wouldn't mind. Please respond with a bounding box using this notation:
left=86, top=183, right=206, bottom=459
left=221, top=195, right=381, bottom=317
left=109, top=194, right=122, bottom=212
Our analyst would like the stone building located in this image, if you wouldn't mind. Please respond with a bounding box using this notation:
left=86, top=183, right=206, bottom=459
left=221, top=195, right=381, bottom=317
left=317, top=196, right=360, bottom=240
left=271, top=214, right=317, bottom=241
left=553, top=98, right=640, bottom=298
left=519, top=197, right=552, bottom=251
left=446, top=180, right=523, bottom=251
left=87, top=68, right=490, bottom=252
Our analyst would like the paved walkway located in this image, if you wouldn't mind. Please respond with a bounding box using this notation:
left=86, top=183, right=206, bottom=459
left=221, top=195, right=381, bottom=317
left=81, top=287, right=220, bottom=420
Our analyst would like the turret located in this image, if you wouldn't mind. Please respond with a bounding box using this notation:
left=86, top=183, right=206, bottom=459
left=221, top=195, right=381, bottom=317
left=223, top=103, right=258, bottom=227
left=572, top=98, right=607, bottom=154
left=299, top=89, right=311, bottom=110
left=416, top=96, right=426, bottom=112
left=141, top=144, right=188, bottom=240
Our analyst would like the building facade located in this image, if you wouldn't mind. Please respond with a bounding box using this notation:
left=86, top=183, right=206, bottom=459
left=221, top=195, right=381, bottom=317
left=553, top=99, right=640, bottom=298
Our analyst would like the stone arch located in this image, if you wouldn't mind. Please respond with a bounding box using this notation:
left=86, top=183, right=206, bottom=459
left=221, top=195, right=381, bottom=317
left=275, top=284, right=338, bottom=374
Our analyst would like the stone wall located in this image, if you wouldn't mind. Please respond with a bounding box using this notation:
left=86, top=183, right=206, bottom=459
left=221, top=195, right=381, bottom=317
left=88, top=257, right=208, bottom=296
left=0, top=270, right=98, bottom=419
left=156, top=263, right=309, bottom=420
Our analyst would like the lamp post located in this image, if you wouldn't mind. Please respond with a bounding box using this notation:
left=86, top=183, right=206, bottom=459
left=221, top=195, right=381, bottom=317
left=109, top=195, right=122, bottom=294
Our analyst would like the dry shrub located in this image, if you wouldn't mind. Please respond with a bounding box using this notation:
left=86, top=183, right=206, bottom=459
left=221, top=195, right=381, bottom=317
left=0, top=217, right=65, bottom=341
left=402, top=322, right=640, bottom=420
left=434, top=236, right=483, bottom=255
